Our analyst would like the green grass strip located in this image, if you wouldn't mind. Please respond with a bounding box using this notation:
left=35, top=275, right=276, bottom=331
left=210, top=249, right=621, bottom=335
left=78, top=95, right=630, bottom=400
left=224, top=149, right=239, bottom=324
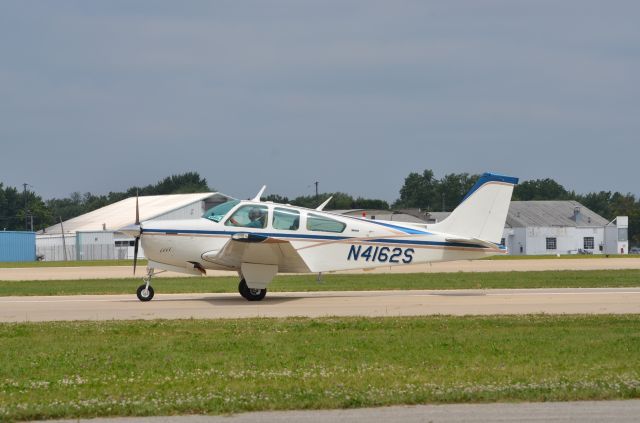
left=1, top=315, right=639, bottom=421
left=0, top=270, right=639, bottom=297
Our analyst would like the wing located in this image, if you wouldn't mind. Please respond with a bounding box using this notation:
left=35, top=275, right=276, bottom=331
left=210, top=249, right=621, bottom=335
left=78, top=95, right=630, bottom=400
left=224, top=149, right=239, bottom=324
left=201, top=233, right=311, bottom=273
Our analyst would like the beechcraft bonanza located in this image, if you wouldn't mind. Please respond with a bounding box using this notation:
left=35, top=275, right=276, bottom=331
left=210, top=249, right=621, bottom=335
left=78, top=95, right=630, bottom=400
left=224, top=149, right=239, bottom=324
left=119, top=173, right=518, bottom=302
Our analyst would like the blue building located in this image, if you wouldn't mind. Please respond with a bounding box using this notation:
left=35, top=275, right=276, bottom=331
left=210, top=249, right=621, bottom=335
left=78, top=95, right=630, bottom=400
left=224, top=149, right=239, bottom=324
left=0, top=231, right=36, bottom=262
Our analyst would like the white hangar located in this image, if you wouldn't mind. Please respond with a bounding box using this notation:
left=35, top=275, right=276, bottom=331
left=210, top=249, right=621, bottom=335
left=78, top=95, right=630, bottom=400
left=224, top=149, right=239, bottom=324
left=502, top=201, right=628, bottom=256
left=37, top=192, right=229, bottom=261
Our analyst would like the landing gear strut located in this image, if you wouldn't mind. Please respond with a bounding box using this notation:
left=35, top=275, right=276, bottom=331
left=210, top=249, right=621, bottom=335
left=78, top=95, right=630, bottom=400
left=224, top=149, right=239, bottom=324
left=238, top=279, right=267, bottom=301
left=136, top=268, right=162, bottom=302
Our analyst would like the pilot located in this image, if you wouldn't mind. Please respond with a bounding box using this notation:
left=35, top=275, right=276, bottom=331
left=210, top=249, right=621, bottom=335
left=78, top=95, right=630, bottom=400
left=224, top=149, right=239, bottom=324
left=247, top=208, right=266, bottom=228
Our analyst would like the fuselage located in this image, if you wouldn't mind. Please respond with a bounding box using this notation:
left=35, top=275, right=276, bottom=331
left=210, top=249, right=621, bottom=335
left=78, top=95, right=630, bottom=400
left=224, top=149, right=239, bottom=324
left=139, top=200, right=505, bottom=275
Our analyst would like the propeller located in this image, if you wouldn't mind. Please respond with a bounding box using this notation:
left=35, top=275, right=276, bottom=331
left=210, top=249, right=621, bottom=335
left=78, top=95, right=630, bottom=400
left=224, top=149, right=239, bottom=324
left=133, top=191, right=141, bottom=275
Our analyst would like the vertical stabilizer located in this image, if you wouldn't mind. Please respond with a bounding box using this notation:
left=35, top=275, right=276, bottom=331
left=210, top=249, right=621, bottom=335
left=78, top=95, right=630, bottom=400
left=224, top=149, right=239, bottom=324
left=430, top=173, right=518, bottom=243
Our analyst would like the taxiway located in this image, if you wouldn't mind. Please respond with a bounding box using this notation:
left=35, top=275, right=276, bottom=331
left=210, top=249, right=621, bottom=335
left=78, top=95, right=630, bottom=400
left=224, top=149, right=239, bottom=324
left=2, top=287, right=639, bottom=322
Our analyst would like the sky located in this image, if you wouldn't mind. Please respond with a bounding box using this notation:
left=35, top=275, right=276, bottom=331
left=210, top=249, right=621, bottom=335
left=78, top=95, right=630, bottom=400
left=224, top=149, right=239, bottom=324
left=1, top=1, right=639, bottom=203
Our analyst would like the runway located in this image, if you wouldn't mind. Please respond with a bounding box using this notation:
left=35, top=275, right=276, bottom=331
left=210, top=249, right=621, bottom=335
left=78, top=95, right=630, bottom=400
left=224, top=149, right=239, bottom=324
left=2, top=287, right=639, bottom=322
left=1, top=257, right=640, bottom=281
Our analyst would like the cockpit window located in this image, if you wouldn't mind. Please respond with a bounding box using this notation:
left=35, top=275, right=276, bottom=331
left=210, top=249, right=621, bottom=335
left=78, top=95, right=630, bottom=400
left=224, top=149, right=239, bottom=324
left=306, top=213, right=346, bottom=233
left=225, top=205, right=269, bottom=229
left=203, top=199, right=240, bottom=222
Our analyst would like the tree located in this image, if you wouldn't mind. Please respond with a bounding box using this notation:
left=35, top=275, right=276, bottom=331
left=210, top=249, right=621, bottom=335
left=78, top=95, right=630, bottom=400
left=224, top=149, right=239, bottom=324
left=263, top=194, right=290, bottom=204
left=437, top=173, right=479, bottom=211
left=394, top=170, right=479, bottom=211
left=352, top=197, right=390, bottom=210
left=395, top=170, right=439, bottom=210
left=513, top=179, right=571, bottom=201
left=0, top=183, right=52, bottom=231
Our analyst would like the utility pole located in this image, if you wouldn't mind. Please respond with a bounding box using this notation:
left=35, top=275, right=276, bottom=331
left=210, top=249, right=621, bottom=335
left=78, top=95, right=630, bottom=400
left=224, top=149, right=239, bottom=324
left=314, top=181, right=319, bottom=199
left=23, top=183, right=29, bottom=231
left=60, top=217, right=68, bottom=262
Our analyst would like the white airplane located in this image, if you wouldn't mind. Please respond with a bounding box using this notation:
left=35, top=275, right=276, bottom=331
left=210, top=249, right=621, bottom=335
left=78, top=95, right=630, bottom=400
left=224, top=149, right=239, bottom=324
left=120, top=173, right=518, bottom=302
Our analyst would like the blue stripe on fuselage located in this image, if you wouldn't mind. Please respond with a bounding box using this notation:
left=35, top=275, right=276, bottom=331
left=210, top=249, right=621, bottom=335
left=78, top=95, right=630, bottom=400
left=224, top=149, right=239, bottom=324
left=143, top=228, right=349, bottom=241
left=142, top=228, right=488, bottom=249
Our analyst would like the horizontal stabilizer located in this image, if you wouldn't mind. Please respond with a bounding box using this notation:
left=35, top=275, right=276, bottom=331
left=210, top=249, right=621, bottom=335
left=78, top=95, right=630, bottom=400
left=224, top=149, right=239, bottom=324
left=445, top=237, right=501, bottom=250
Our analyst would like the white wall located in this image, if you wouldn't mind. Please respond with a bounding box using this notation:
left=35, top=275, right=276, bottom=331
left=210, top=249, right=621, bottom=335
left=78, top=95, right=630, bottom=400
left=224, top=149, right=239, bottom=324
left=503, top=226, right=606, bottom=255
left=604, top=217, right=629, bottom=254
left=75, top=231, right=115, bottom=260
left=502, top=227, right=528, bottom=255
left=36, top=234, right=76, bottom=261
left=37, top=232, right=117, bottom=261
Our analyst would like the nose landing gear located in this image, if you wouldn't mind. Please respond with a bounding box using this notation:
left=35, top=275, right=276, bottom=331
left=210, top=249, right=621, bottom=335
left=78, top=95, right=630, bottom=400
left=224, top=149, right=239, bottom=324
left=136, top=282, right=154, bottom=301
left=136, top=267, right=165, bottom=302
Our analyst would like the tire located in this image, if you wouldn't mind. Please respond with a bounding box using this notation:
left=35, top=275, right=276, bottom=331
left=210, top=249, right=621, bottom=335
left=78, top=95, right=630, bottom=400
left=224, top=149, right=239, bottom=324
left=238, top=279, right=267, bottom=301
left=136, top=284, right=154, bottom=302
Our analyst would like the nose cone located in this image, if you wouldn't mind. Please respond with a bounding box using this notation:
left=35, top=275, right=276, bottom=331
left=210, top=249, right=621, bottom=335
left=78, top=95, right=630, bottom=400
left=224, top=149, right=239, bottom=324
left=119, top=223, right=141, bottom=238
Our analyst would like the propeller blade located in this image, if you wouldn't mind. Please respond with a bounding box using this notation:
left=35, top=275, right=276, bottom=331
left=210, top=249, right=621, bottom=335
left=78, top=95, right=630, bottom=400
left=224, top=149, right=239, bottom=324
left=135, top=190, right=140, bottom=225
left=133, top=236, right=140, bottom=275
left=133, top=190, right=140, bottom=275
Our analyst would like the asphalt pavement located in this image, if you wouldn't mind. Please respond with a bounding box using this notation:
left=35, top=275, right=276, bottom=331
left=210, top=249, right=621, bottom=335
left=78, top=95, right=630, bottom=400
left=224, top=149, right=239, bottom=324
left=30, top=400, right=640, bottom=423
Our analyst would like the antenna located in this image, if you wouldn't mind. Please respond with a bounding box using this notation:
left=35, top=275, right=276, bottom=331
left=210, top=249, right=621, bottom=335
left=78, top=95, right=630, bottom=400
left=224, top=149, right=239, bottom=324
left=316, top=196, right=333, bottom=211
left=252, top=185, right=267, bottom=202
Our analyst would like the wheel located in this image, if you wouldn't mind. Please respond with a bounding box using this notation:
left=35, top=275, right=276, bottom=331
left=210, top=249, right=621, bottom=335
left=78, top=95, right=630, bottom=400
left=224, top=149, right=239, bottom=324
left=136, top=284, right=154, bottom=302
left=238, top=279, right=267, bottom=301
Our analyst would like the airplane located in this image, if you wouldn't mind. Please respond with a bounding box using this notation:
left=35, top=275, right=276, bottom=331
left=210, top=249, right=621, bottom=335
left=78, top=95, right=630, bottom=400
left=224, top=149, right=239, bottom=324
left=119, top=173, right=518, bottom=302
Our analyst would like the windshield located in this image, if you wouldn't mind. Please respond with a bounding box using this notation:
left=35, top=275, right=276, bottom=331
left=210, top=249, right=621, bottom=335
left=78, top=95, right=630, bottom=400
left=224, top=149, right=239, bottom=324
left=203, top=199, right=240, bottom=222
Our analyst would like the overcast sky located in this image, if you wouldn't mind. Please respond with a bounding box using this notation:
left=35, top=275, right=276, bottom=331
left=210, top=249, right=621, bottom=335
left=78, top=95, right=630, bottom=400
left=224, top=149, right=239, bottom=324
left=1, top=1, right=638, bottom=202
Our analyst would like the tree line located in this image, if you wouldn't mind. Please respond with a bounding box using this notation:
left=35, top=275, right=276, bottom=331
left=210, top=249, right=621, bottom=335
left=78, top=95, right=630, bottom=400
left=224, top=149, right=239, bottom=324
left=0, top=170, right=637, bottom=244
left=0, top=173, right=210, bottom=231
left=393, top=170, right=639, bottom=244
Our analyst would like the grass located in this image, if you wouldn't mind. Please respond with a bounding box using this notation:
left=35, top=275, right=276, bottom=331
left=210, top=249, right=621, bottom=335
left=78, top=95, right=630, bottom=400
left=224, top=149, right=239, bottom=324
left=0, top=259, right=148, bottom=268
left=0, top=270, right=639, bottom=297
left=1, top=315, right=639, bottom=421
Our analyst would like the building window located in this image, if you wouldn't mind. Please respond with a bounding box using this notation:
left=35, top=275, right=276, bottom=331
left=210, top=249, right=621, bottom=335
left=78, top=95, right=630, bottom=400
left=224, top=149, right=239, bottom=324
left=583, top=237, right=594, bottom=250
left=546, top=237, right=557, bottom=250
left=500, top=238, right=506, bottom=246
left=618, top=228, right=628, bottom=242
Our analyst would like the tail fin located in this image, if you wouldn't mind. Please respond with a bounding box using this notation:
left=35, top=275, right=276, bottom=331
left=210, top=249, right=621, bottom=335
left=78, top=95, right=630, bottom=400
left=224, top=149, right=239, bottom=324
left=430, top=173, right=518, bottom=243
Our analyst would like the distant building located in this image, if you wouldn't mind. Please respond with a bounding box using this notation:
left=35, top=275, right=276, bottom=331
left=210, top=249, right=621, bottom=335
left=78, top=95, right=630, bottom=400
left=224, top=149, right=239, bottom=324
left=332, top=209, right=428, bottom=223
left=0, top=231, right=35, bottom=262
left=37, top=192, right=229, bottom=261
left=502, top=201, right=628, bottom=256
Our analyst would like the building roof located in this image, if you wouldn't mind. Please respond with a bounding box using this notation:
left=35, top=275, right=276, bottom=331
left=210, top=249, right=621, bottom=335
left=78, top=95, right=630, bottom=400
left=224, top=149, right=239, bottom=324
left=506, top=201, right=609, bottom=228
left=42, top=192, right=228, bottom=234
left=334, top=209, right=427, bottom=223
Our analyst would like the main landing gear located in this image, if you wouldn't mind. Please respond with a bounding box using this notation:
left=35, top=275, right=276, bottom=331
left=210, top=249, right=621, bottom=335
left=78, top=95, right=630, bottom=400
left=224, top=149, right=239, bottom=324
left=238, top=278, right=267, bottom=301
left=136, top=268, right=165, bottom=302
